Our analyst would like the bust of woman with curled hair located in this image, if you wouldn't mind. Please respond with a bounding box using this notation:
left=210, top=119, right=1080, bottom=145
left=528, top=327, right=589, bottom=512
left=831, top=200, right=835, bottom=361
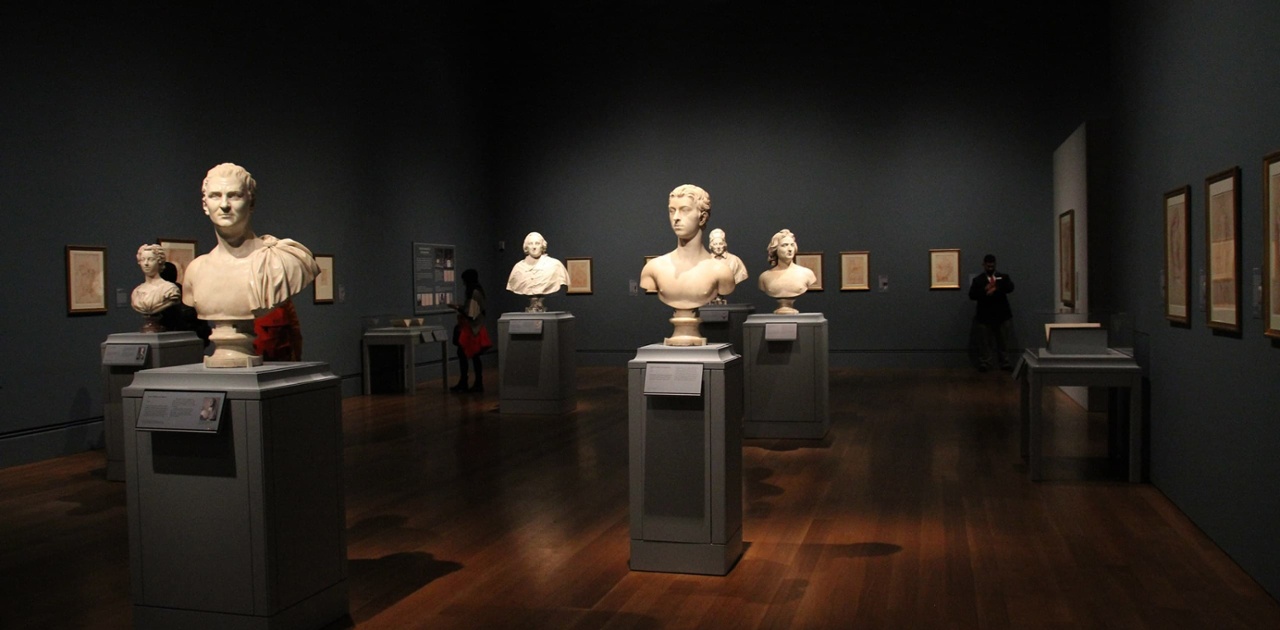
left=506, top=231, right=569, bottom=312
left=131, top=244, right=182, bottom=331
left=758, top=229, right=816, bottom=314
left=182, top=163, right=320, bottom=367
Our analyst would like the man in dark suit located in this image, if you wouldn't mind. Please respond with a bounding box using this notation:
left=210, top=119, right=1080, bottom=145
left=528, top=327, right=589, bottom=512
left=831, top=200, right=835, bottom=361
left=968, top=254, right=1015, bottom=371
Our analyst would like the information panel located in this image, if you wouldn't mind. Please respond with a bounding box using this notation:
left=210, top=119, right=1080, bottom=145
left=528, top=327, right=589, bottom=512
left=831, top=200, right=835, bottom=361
left=643, top=363, right=703, bottom=396
left=136, top=390, right=225, bottom=433
left=412, top=242, right=456, bottom=315
left=103, top=344, right=148, bottom=366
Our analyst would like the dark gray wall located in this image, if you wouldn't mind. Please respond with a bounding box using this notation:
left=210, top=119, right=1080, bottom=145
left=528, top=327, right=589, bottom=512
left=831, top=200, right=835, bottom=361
left=1105, top=0, right=1280, bottom=599
left=482, top=4, right=1109, bottom=363
left=0, top=6, right=498, bottom=466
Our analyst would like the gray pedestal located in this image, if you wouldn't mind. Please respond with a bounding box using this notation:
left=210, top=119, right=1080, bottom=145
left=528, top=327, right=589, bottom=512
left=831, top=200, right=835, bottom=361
left=101, top=332, right=204, bottom=481
left=628, top=343, right=743, bottom=576
left=122, top=363, right=348, bottom=630
left=742, top=313, right=830, bottom=439
left=362, top=325, right=448, bottom=394
left=699, top=304, right=755, bottom=353
left=498, top=312, right=577, bottom=414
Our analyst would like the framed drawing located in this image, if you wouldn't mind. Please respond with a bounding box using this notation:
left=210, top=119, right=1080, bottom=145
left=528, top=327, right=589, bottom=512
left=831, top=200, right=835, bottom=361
left=1206, top=167, right=1241, bottom=332
left=157, top=238, right=197, bottom=285
left=840, top=251, right=869, bottom=291
left=796, top=252, right=824, bottom=291
left=313, top=254, right=334, bottom=304
left=65, top=245, right=107, bottom=315
left=929, top=249, right=960, bottom=290
left=566, top=257, right=593, bottom=294
left=1059, top=210, right=1076, bottom=308
left=1163, top=187, right=1191, bottom=325
left=1265, top=152, right=1280, bottom=338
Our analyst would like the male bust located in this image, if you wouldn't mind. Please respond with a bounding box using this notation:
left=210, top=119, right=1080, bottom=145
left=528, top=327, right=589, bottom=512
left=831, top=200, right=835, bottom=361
left=182, top=163, right=319, bottom=366
left=640, top=184, right=736, bottom=344
left=758, top=229, right=817, bottom=313
left=507, top=232, right=569, bottom=298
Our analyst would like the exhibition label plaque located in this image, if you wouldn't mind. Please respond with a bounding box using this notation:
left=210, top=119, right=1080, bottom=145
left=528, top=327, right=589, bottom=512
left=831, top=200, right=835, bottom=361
left=764, top=323, right=799, bottom=341
left=136, top=390, right=225, bottom=433
left=509, top=319, right=544, bottom=335
left=431, top=329, right=450, bottom=342
left=104, top=344, right=149, bottom=366
left=701, top=309, right=729, bottom=323
left=643, top=363, right=703, bottom=396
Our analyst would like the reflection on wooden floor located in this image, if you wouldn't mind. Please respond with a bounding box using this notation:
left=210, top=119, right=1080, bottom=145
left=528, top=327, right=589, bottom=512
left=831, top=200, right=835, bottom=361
left=1, top=367, right=1277, bottom=628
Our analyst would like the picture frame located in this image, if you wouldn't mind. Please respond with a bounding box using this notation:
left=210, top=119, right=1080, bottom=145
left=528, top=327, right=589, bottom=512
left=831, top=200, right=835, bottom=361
left=65, top=245, right=107, bottom=315
left=157, top=238, right=197, bottom=286
left=840, top=251, right=870, bottom=291
left=929, top=249, right=961, bottom=290
left=796, top=252, right=824, bottom=291
left=1059, top=210, right=1076, bottom=308
left=1205, top=167, right=1241, bottom=333
left=313, top=254, right=334, bottom=304
left=1264, top=152, right=1280, bottom=338
left=565, top=257, right=593, bottom=295
left=1163, top=187, right=1191, bottom=325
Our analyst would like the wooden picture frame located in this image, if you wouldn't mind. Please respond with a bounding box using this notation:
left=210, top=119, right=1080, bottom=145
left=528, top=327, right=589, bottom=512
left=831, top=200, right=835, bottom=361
left=1163, top=187, right=1191, bottom=325
left=1059, top=210, right=1076, bottom=308
left=157, top=238, right=197, bottom=286
left=313, top=254, right=334, bottom=304
left=1206, top=167, right=1241, bottom=332
left=796, top=252, right=824, bottom=291
left=1264, top=152, right=1280, bottom=338
left=65, top=245, right=107, bottom=315
left=566, top=257, right=593, bottom=295
left=840, top=251, right=870, bottom=291
left=929, top=249, right=961, bottom=290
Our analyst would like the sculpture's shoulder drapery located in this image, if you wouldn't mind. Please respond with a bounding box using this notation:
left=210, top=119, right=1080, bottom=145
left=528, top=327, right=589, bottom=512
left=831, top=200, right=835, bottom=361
left=248, top=235, right=321, bottom=312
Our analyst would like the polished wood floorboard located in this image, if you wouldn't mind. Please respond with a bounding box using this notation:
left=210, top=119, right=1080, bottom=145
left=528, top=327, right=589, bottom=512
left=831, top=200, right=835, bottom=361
left=1, top=367, right=1277, bottom=629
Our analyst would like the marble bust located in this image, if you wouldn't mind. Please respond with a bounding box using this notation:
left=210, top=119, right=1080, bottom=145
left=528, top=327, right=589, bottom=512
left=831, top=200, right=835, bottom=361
left=131, top=244, right=182, bottom=332
left=707, top=228, right=749, bottom=305
left=758, top=229, right=817, bottom=314
left=639, top=184, right=736, bottom=345
left=182, top=163, right=320, bottom=367
left=506, top=231, right=569, bottom=312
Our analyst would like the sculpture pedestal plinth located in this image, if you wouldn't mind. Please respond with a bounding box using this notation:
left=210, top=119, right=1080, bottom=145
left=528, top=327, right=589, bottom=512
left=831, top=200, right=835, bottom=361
left=665, top=309, right=706, bottom=346
left=205, top=320, right=263, bottom=368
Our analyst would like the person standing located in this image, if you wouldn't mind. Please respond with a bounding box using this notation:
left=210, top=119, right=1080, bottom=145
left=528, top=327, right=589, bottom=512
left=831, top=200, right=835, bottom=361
left=968, top=254, right=1015, bottom=371
left=450, top=269, right=490, bottom=392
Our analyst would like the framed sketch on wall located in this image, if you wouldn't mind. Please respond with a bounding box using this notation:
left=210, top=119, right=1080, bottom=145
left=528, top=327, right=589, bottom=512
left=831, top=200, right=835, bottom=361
left=796, top=252, right=824, bottom=291
left=1264, top=152, right=1280, bottom=338
left=65, top=245, right=107, bottom=315
left=1205, top=167, right=1241, bottom=332
left=157, top=238, right=197, bottom=286
left=1059, top=210, right=1076, bottom=308
left=929, top=249, right=960, bottom=290
left=313, top=254, right=334, bottom=304
left=1163, top=188, right=1191, bottom=325
left=566, top=257, right=593, bottom=294
left=840, top=251, right=870, bottom=291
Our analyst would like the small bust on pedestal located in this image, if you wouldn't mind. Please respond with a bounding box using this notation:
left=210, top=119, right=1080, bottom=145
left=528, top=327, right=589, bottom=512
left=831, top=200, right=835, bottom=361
left=506, top=231, right=569, bottom=312
left=707, top=228, right=749, bottom=305
left=131, top=244, right=182, bottom=332
left=758, top=229, right=817, bottom=314
left=181, top=163, right=320, bottom=368
left=639, top=184, right=737, bottom=345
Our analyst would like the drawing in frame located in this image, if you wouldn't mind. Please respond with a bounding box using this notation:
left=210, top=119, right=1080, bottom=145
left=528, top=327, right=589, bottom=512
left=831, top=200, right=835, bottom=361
left=1264, top=152, right=1280, bottom=338
left=313, top=254, right=334, bottom=304
left=929, top=248, right=961, bottom=290
left=796, top=252, right=824, bottom=291
left=66, top=245, right=107, bottom=315
left=566, top=257, right=593, bottom=295
left=1059, top=210, right=1076, bottom=308
left=1205, top=166, right=1241, bottom=333
left=157, top=238, right=197, bottom=286
left=1163, top=187, right=1191, bottom=325
left=840, top=251, right=870, bottom=291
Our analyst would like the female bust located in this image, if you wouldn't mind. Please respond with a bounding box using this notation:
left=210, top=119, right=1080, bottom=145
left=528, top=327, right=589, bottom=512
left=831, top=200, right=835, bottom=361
left=131, top=244, right=182, bottom=331
left=757, top=229, right=816, bottom=314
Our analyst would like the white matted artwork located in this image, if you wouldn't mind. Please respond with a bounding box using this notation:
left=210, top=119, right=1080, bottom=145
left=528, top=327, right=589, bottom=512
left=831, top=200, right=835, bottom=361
left=795, top=252, right=823, bottom=291
left=566, top=257, right=593, bottom=294
left=66, top=245, right=107, bottom=314
left=157, top=238, right=197, bottom=286
left=929, top=249, right=960, bottom=290
left=314, top=254, right=334, bottom=304
left=840, top=251, right=869, bottom=291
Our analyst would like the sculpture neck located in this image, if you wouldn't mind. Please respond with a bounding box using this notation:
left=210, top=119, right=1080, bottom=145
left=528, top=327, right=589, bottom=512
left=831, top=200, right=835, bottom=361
left=216, top=228, right=258, bottom=253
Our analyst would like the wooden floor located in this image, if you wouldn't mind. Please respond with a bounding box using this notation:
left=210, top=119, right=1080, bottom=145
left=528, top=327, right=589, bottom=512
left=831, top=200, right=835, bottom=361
left=2, top=367, right=1278, bottom=629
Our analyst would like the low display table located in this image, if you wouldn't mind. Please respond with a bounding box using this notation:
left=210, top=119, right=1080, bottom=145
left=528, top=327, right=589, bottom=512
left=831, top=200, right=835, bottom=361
left=628, top=343, right=743, bottom=576
left=101, top=331, right=204, bottom=481
left=497, top=312, right=576, bottom=414
left=1015, top=348, right=1144, bottom=482
left=361, top=325, right=448, bottom=394
left=699, top=303, right=754, bottom=353
left=742, top=313, right=830, bottom=439
left=121, top=362, right=347, bottom=629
